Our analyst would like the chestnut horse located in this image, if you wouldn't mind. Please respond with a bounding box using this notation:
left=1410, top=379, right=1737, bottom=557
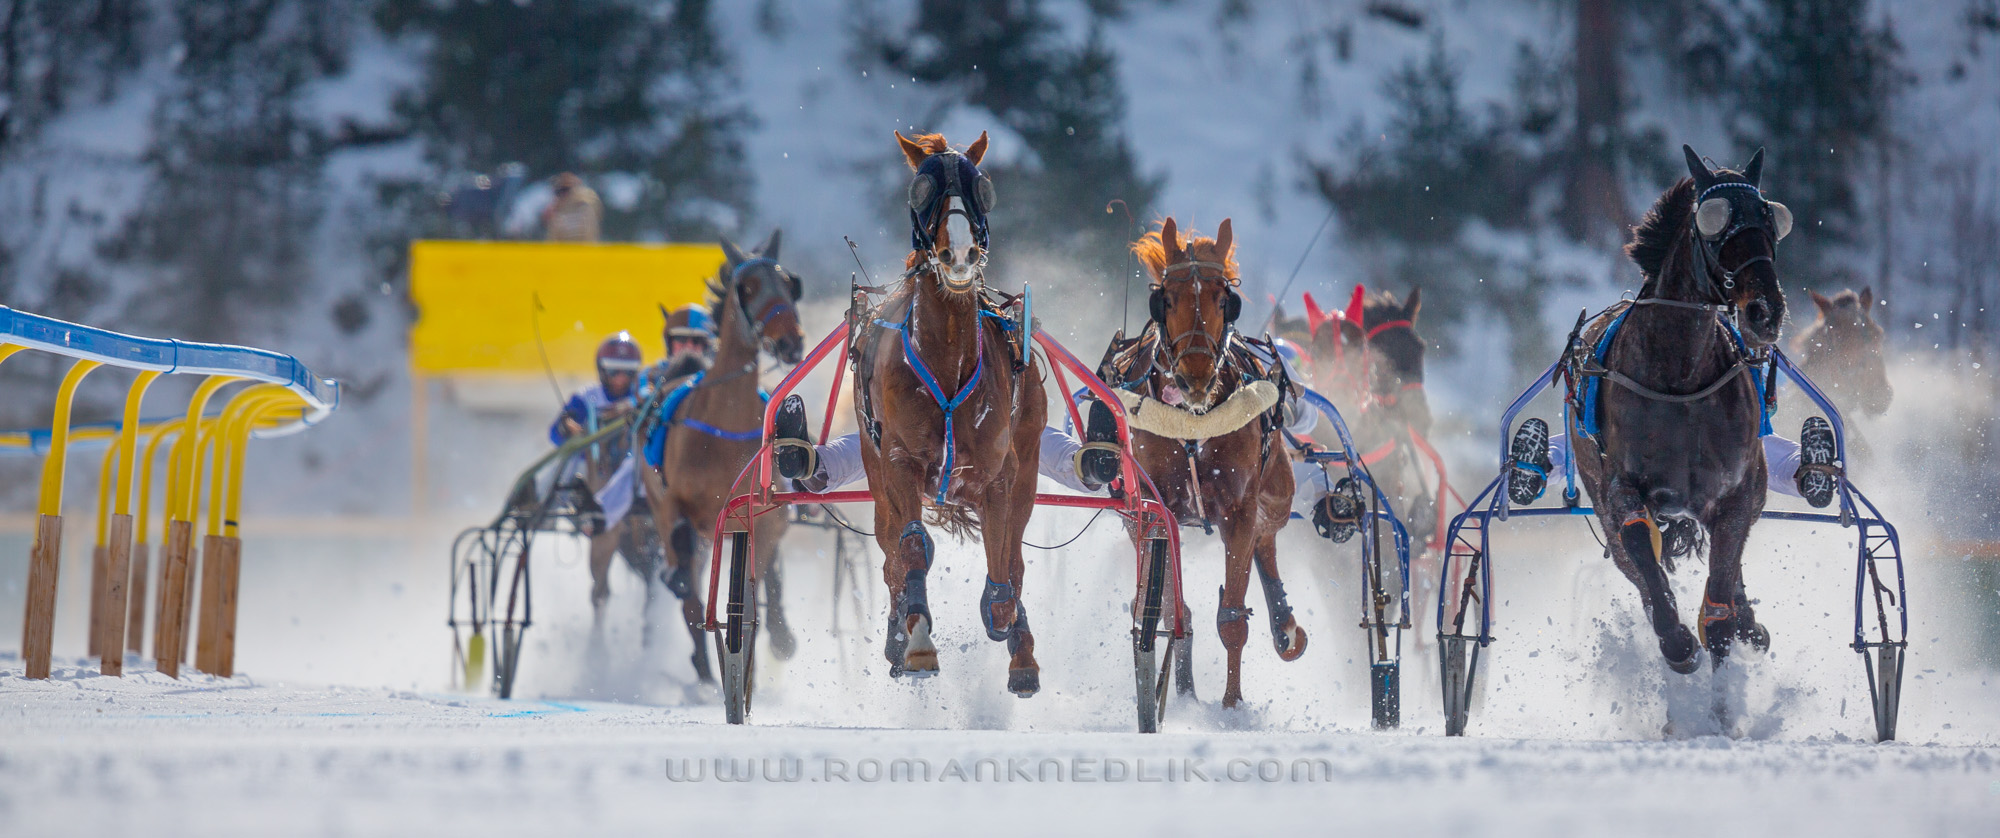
left=645, top=231, right=806, bottom=680
left=1574, top=146, right=1791, bottom=673
left=853, top=131, right=1048, bottom=695
left=1112, top=217, right=1307, bottom=708
left=1793, top=287, right=1893, bottom=419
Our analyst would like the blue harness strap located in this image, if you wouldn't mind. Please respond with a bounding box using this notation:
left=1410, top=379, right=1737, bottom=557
left=1579, top=306, right=1772, bottom=439
left=644, top=371, right=771, bottom=466
left=875, top=306, right=995, bottom=503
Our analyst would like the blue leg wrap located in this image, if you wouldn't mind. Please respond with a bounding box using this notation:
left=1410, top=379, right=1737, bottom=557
left=981, top=577, right=1016, bottom=642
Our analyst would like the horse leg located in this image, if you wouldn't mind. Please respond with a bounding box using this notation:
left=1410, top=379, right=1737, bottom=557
left=980, top=478, right=1039, bottom=697
left=663, top=516, right=713, bottom=683
left=1216, top=514, right=1259, bottom=708
left=757, top=530, right=797, bottom=661
left=1253, top=533, right=1308, bottom=662
left=1604, top=478, right=1698, bottom=674
left=872, top=490, right=935, bottom=677
left=588, top=532, right=616, bottom=632
left=1699, top=484, right=1769, bottom=663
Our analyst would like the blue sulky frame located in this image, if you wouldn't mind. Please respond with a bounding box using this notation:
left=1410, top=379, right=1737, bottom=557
left=1293, top=388, right=1414, bottom=729
left=1434, top=348, right=1908, bottom=741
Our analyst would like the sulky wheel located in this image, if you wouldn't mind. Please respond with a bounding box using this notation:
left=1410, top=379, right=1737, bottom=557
left=719, top=531, right=759, bottom=725
left=1132, top=536, right=1172, bottom=733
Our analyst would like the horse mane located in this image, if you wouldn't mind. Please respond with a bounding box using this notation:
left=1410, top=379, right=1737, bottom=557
left=902, top=133, right=952, bottom=169
left=1626, top=176, right=1696, bottom=280
left=1131, top=227, right=1240, bottom=283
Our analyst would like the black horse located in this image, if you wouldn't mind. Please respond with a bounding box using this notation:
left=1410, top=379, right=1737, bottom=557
left=1569, top=146, right=1792, bottom=674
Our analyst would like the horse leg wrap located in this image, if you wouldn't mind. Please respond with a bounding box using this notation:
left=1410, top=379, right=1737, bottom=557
left=664, top=522, right=696, bottom=599
left=1256, top=562, right=1305, bottom=660
left=1006, top=603, right=1033, bottom=656
left=1620, top=511, right=1663, bottom=566
left=899, top=521, right=935, bottom=572
left=980, top=577, right=1017, bottom=642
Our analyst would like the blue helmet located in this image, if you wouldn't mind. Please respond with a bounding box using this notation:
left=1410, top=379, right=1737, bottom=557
left=662, top=304, right=716, bottom=341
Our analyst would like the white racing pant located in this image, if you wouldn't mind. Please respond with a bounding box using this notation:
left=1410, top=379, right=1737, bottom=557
left=1546, top=433, right=1803, bottom=499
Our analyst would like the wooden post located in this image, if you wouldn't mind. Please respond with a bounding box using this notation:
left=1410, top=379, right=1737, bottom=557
left=154, top=520, right=194, bottom=678
left=196, top=533, right=228, bottom=674
left=213, top=536, right=243, bottom=677
left=126, top=541, right=149, bottom=654
left=99, top=514, right=135, bottom=675
left=22, top=514, right=64, bottom=680
left=88, top=544, right=109, bottom=659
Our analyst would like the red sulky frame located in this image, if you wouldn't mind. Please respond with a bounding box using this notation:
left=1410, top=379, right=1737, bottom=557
left=702, top=316, right=1190, bottom=731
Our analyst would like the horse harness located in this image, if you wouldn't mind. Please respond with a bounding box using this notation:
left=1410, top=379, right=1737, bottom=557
left=1098, top=324, right=1293, bottom=533
left=847, top=279, right=1030, bottom=505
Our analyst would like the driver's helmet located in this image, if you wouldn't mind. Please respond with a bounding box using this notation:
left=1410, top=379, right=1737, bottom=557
left=595, top=331, right=644, bottom=395
left=663, top=304, right=717, bottom=360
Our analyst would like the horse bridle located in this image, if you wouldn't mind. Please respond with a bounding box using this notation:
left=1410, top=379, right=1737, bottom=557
left=726, top=257, right=801, bottom=351
left=1682, top=181, right=1781, bottom=309
left=1150, top=259, right=1238, bottom=375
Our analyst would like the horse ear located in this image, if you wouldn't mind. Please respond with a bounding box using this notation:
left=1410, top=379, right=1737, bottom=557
left=1403, top=286, right=1422, bottom=322
left=1683, top=144, right=1715, bottom=190
left=1743, top=147, right=1765, bottom=187
left=895, top=131, right=928, bottom=170
left=659, top=303, right=671, bottom=321
left=1161, top=216, right=1182, bottom=261
left=1859, top=286, right=1874, bottom=312
left=1809, top=289, right=1835, bottom=317
left=966, top=131, right=989, bottom=167
left=1302, top=292, right=1328, bottom=334
left=1215, top=218, right=1234, bottom=261
left=757, top=228, right=782, bottom=260
left=720, top=239, right=748, bottom=269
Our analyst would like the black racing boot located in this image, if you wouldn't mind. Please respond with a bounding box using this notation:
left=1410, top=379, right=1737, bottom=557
left=1796, top=416, right=1837, bottom=508
left=1312, top=476, right=1364, bottom=543
left=1075, top=399, right=1123, bottom=490
left=772, top=395, right=823, bottom=490
left=564, top=477, right=606, bottom=537
left=1507, top=418, right=1552, bottom=506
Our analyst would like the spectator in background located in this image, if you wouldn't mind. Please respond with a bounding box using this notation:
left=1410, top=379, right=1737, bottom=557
left=543, top=172, right=603, bottom=242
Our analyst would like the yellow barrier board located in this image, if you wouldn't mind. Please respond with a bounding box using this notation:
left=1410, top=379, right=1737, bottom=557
left=408, top=241, right=723, bottom=375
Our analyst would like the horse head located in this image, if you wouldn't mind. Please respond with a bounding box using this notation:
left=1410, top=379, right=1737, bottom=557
left=897, top=130, right=995, bottom=297
left=1674, top=145, right=1791, bottom=346
left=716, top=229, right=806, bottom=365
left=1350, top=287, right=1430, bottom=433
left=1138, top=216, right=1241, bottom=410
left=1797, top=286, right=1893, bottom=417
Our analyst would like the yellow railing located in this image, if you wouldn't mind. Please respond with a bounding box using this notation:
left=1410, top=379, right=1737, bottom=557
left=0, top=305, right=339, bottom=680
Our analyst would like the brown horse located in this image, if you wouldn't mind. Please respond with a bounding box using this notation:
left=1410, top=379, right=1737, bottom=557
left=645, top=231, right=806, bottom=680
left=851, top=131, right=1048, bottom=696
left=1793, top=287, right=1892, bottom=418
left=1113, top=216, right=1307, bottom=708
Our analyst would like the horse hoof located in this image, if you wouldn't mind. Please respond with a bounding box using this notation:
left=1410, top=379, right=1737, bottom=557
left=1742, top=622, right=1770, bottom=653
left=1662, top=626, right=1700, bottom=674
left=902, top=614, right=940, bottom=675
left=1274, top=620, right=1308, bottom=662
left=1008, top=667, right=1041, bottom=697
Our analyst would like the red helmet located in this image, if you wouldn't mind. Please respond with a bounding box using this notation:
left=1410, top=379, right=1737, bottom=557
left=595, top=332, right=643, bottom=374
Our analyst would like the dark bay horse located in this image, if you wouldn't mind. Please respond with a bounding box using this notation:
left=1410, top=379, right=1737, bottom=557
left=1113, top=216, right=1307, bottom=708
left=645, top=231, right=806, bottom=680
left=1299, top=287, right=1443, bottom=550
left=1794, top=287, right=1892, bottom=418
left=1574, top=146, right=1791, bottom=673
left=853, top=131, right=1048, bottom=695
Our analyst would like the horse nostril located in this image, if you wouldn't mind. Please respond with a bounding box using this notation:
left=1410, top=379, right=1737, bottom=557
left=1746, top=300, right=1771, bottom=325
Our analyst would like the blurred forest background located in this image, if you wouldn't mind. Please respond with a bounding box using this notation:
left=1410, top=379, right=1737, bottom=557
left=0, top=0, right=1994, bottom=513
